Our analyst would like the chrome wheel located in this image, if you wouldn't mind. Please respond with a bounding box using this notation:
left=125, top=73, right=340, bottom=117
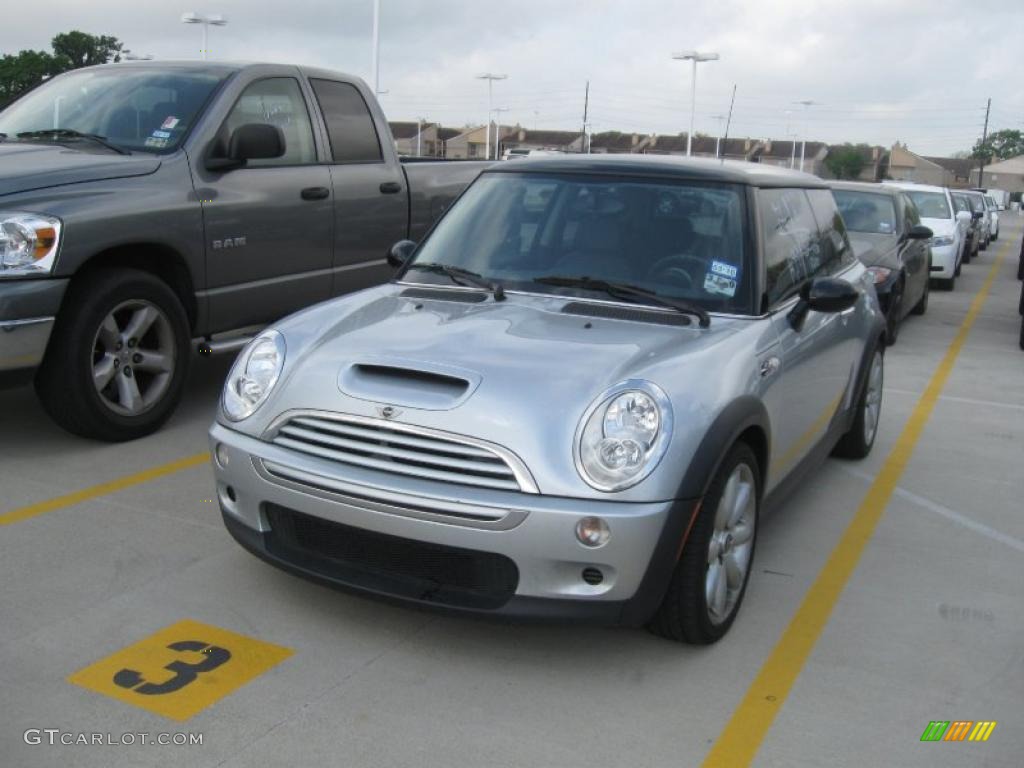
left=91, top=300, right=176, bottom=416
left=706, top=463, right=756, bottom=625
left=863, top=350, right=883, bottom=445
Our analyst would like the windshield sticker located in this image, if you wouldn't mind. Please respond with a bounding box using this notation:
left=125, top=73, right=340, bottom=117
left=710, top=260, right=739, bottom=280
left=144, top=137, right=169, bottom=149
left=704, top=271, right=737, bottom=297
left=151, top=130, right=171, bottom=139
left=161, top=117, right=180, bottom=130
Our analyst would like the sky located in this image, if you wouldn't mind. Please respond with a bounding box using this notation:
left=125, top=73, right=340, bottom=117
left=3, top=0, right=1022, bottom=156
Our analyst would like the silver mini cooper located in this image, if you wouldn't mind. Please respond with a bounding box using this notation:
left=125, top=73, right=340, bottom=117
left=210, top=155, right=886, bottom=644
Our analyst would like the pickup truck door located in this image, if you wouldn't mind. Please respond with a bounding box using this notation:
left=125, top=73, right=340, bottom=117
left=306, top=77, right=408, bottom=297
left=192, top=75, right=333, bottom=332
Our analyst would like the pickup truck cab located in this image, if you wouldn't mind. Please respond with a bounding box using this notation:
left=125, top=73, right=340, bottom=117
left=0, top=61, right=486, bottom=440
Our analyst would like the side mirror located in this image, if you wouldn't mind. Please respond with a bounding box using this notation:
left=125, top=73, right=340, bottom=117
left=388, top=239, right=417, bottom=269
left=955, top=210, right=971, bottom=223
left=907, top=224, right=933, bottom=240
left=206, top=123, right=285, bottom=170
left=788, top=277, right=859, bottom=331
left=971, top=211, right=984, bottom=220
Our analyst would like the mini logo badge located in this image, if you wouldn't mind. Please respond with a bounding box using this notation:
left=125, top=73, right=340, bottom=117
left=377, top=406, right=401, bottom=420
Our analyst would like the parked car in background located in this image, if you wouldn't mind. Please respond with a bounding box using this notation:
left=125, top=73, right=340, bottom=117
left=951, top=191, right=981, bottom=264
left=831, top=182, right=932, bottom=344
left=883, top=182, right=965, bottom=289
left=984, top=187, right=1009, bottom=211
left=210, top=156, right=887, bottom=645
left=0, top=61, right=488, bottom=441
left=983, top=194, right=1000, bottom=241
left=961, top=190, right=991, bottom=250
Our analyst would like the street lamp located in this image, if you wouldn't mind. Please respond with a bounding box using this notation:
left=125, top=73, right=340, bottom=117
left=710, top=113, right=727, bottom=158
left=476, top=73, right=507, bottom=160
left=672, top=50, right=719, bottom=157
left=181, top=12, right=227, bottom=61
left=491, top=106, right=510, bottom=159
left=794, top=99, right=817, bottom=172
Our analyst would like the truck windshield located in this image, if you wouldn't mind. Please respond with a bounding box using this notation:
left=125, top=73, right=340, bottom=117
left=404, top=172, right=753, bottom=314
left=0, top=68, right=225, bottom=154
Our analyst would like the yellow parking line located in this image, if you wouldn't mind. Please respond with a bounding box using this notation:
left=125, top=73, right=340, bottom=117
left=0, top=452, right=210, bottom=527
left=701, top=241, right=1010, bottom=767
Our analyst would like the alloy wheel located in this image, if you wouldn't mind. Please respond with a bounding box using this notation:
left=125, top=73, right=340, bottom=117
left=863, top=350, right=883, bottom=445
left=706, top=463, right=756, bottom=625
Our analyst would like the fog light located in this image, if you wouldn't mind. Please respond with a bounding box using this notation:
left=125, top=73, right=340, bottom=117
left=575, top=516, right=610, bottom=548
left=214, top=442, right=230, bottom=468
left=582, top=567, right=604, bottom=585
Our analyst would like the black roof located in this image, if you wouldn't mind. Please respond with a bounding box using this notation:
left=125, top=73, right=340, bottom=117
left=485, top=153, right=828, bottom=188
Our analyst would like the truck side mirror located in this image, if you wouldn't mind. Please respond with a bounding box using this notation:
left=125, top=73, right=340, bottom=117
left=206, top=124, right=285, bottom=171
left=388, top=239, right=417, bottom=269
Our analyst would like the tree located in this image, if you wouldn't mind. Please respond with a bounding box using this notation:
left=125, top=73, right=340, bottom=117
left=51, top=31, right=123, bottom=69
left=971, top=129, right=1024, bottom=163
left=824, top=144, right=867, bottom=180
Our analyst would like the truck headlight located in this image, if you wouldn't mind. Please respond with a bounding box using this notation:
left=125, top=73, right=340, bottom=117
left=222, top=331, right=286, bottom=421
left=575, top=380, right=673, bottom=492
left=930, top=235, right=954, bottom=247
left=0, top=213, right=61, bottom=275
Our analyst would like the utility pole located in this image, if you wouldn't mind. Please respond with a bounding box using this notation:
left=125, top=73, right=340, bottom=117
left=721, top=84, right=736, bottom=159
left=371, top=0, right=380, bottom=95
left=794, top=99, right=816, bottom=172
left=416, top=116, right=425, bottom=157
left=580, top=80, right=589, bottom=153
left=476, top=73, right=507, bottom=160
left=977, top=97, right=991, bottom=187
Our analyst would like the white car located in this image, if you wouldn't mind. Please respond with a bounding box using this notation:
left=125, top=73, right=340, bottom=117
left=883, top=182, right=965, bottom=290
left=984, top=194, right=1000, bottom=241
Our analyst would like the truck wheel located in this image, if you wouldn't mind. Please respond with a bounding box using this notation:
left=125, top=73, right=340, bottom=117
left=648, top=443, right=760, bottom=644
left=833, top=346, right=883, bottom=459
left=35, top=268, right=190, bottom=441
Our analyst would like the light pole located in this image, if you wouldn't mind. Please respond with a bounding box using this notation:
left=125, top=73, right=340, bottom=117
left=491, top=106, right=509, bottom=159
left=794, top=99, right=816, bottom=172
left=476, top=73, right=507, bottom=160
left=672, top=50, right=719, bottom=157
left=371, top=0, right=380, bottom=95
left=181, top=12, right=227, bottom=60
left=710, top=113, right=727, bottom=158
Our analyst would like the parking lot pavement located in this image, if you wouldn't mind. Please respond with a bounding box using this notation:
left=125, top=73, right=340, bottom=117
left=2, top=222, right=1022, bottom=767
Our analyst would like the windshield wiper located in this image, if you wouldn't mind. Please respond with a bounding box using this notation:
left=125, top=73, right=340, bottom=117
left=406, top=262, right=506, bottom=301
left=16, top=129, right=129, bottom=155
left=534, top=275, right=711, bottom=328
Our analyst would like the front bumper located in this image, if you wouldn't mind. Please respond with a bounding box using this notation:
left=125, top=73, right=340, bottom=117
left=209, top=421, right=694, bottom=625
left=0, top=278, right=68, bottom=386
left=929, top=243, right=957, bottom=278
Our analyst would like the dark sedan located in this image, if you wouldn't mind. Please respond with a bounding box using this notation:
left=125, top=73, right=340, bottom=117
left=831, top=182, right=932, bottom=344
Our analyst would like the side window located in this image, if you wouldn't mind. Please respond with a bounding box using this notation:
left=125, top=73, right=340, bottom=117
left=902, top=194, right=921, bottom=228
left=309, top=79, right=383, bottom=163
left=759, top=188, right=818, bottom=307
left=806, top=189, right=856, bottom=274
left=223, top=78, right=316, bottom=166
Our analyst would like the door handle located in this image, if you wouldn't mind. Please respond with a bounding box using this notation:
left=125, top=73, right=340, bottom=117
left=301, top=186, right=330, bottom=200
left=379, top=181, right=403, bottom=194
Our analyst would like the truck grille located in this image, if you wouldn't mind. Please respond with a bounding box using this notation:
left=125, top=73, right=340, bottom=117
left=264, top=504, right=519, bottom=610
left=267, top=413, right=534, bottom=493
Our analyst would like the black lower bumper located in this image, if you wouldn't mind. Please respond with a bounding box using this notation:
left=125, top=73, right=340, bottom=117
left=221, top=505, right=685, bottom=627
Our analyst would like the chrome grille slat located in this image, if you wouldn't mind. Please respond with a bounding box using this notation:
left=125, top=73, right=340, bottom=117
left=277, top=424, right=515, bottom=477
left=289, top=416, right=496, bottom=459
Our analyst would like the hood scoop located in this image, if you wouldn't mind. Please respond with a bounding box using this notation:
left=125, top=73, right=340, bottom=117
left=338, top=358, right=481, bottom=410
left=561, top=301, right=692, bottom=327
left=400, top=287, right=488, bottom=303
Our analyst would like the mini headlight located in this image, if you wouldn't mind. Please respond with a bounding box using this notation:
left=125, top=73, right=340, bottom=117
left=865, top=266, right=892, bottom=285
left=0, top=212, right=61, bottom=275
left=931, top=235, right=954, bottom=247
left=222, top=331, right=286, bottom=421
left=575, top=381, right=673, bottom=492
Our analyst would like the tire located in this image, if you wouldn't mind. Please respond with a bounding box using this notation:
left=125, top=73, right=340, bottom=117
left=954, top=255, right=962, bottom=277
left=833, top=345, right=883, bottom=460
left=911, top=274, right=929, bottom=316
left=981, top=236, right=989, bottom=251
left=934, top=276, right=955, bottom=291
left=1017, top=250, right=1023, bottom=280
left=35, top=268, right=191, bottom=442
left=884, top=280, right=903, bottom=346
left=648, top=443, right=760, bottom=645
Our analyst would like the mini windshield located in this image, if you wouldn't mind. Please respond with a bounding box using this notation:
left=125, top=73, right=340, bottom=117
left=0, top=68, right=225, bottom=154
left=404, top=173, right=753, bottom=314
left=903, top=191, right=950, bottom=219
left=833, top=190, right=897, bottom=235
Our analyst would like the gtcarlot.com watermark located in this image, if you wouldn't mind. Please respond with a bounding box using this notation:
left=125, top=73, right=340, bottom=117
left=24, top=729, right=202, bottom=746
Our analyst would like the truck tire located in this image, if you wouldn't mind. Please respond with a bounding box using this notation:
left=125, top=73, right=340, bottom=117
left=648, top=442, right=760, bottom=644
left=833, top=345, right=883, bottom=460
left=35, top=268, right=191, bottom=441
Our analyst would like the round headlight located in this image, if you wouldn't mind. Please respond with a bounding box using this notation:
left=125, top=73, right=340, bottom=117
left=575, top=381, right=673, bottom=492
left=222, top=331, right=286, bottom=421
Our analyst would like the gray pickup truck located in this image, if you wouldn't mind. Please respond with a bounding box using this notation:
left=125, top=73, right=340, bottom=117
left=0, top=61, right=486, bottom=440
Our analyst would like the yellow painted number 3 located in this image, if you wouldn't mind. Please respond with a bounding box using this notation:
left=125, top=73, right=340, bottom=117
left=113, top=640, right=231, bottom=695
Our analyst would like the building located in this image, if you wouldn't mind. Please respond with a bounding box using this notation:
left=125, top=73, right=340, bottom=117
left=388, top=121, right=440, bottom=157
left=588, top=131, right=651, bottom=154
left=642, top=134, right=760, bottom=162
left=756, top=140, right=829, bottom=175
left=498, top=128, right=584, bottom=156
left=980, top=155, right=1024, bottom=195
left=443, top=124, right=512, bottom=159
left=925, top=156, right=976, bottom=188
left=887, top=143, right=950, bottom=186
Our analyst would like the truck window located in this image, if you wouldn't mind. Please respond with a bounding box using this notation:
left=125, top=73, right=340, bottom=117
left=309, top=79, right=383, bottom=163
left=223, top=78, right=316, bottom=166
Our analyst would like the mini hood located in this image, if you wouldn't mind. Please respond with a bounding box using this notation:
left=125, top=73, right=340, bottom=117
left=0, top=142, right=161, bottom=197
